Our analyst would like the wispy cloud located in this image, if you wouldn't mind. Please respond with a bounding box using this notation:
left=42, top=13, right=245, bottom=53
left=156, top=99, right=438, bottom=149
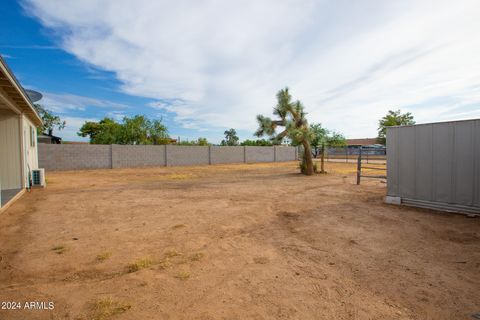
left=58, top=116, right=97, bottom=142
left=38, top=92, right=130, bottom=113
left=32, top=92, right=130, bottom=141
left=23, top=0, right=480, bottom=138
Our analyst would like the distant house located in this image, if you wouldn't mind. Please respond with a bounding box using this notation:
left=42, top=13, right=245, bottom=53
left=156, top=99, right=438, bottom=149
left=0, top=56, right=43, bottom=211
left=346, top=138, right=380, bottom=147
left=62, top=141, right=88, bottom=145
left=343, top=138, right=385, bottom=156
left=38, top=130, right=62, bottom=144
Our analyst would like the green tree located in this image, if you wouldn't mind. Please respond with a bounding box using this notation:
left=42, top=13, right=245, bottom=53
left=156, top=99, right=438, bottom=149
left=221, top=128, right=239, bottom=146
left=310, top=123, right=346, bottom=173
left=121, top=115, right=149, bottom=144
left=177, top=137, right=210, bottom=146
left=78, top=115, right=169, bottom=145
left=197, top=137, right=210, bottom=146
left=78, top=118, right=122, bottom=144
left=240, top=139, right=273, bottom=146
left=149, top=119, right=171, bottom=145
left=34, top=104, right=66, bottom=135
left=377, top=109, right=415, bottom=144
left=255, top=87, right=315, bottom=175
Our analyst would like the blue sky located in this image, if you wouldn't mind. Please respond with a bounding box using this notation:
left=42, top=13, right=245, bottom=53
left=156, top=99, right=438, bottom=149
left=1, top=0, right=480, bottom=142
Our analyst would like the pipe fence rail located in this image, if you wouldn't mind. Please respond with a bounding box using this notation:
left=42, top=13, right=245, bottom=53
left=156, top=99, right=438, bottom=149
left=356, top=146, right=387, bottom=185
left=323, top=146, right=386, bottom=164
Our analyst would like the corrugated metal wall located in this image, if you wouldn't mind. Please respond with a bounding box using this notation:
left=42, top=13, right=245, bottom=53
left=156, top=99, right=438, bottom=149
left=387, top=119, right=480, bottom=213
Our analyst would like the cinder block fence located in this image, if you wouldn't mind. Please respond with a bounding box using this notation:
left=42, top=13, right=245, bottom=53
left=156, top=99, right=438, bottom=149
left=38, top=144, right=298, bottom=171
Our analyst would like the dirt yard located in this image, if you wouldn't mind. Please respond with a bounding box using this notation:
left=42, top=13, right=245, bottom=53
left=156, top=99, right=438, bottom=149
left=0, top=162, right=479, bottom=320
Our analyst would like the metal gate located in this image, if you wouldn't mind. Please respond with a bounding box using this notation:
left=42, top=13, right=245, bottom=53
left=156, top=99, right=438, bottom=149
left=356, top=146, right=387, bottom=185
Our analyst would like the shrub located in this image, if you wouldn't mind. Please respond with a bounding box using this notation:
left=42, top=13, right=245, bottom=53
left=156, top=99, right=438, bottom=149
left=90, top=298, right=131, bottom=320
left=127, top=257, right=153, bottom=273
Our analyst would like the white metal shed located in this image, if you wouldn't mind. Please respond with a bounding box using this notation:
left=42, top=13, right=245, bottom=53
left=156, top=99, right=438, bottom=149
left=386, top=119, right=480, bottom=215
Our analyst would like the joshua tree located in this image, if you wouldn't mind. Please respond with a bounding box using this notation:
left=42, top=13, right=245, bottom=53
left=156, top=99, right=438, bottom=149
left=255, top=87, right=315, bottom=175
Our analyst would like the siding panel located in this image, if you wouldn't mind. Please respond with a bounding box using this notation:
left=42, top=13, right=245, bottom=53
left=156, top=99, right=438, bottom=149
left=386, top=127, right=398, bottom=196
left=454, top=121, right=474, bottom=205
left=0, top=114, right=21, bottom=189
left=397, top=127, right=416, bottom=198
left=415, top=124, right=433, bottom=201
left=432, top=123, right=454, bottom=203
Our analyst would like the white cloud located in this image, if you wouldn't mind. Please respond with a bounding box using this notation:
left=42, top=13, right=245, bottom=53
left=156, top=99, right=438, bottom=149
left=24, top=0, right=480, bottom=138
left=56, top=116, right=97, bottom=142
left=32, top=92, right=129, bottom=141
left=38, top=92, right=129, bottom=113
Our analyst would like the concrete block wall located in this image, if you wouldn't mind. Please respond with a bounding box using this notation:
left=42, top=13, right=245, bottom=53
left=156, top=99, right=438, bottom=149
left=210, top=146, right=245, bottom=164
left=166, top=145, right=209, bottom=166
left=38, top=144, right=111, bottom=171
left=275, top=146, right=297, bottom=162
left=245, top=146, right=275, bottom=163
left=39, top=144, right=298, bottom=171
left=112, top=145, right=166, bottom=168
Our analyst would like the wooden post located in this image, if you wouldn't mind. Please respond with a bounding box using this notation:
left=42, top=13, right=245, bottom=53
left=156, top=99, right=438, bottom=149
left=356, top=147, right=362, bottom=185
left=320, top=142, right=325, bottom=173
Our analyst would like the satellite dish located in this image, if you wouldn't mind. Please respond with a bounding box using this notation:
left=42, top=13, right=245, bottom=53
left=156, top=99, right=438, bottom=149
left=25, top=89, right=43, bottom=102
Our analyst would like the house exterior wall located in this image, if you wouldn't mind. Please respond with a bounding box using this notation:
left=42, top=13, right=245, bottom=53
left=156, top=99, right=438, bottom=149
left=0, top=112, right=22, bottom=189
left=22, top=114, right=39, bottom=181
left=387, top=119, right=480, bottom=214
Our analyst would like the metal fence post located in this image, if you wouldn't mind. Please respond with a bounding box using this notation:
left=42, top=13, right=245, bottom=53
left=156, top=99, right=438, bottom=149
left=356, top=147, right=362, bottom=185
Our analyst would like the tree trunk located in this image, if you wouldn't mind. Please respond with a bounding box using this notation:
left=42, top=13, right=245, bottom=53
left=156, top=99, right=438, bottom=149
left=320, top=142, right=325, bottom=173
left=302, top=140, right=314, bottom=175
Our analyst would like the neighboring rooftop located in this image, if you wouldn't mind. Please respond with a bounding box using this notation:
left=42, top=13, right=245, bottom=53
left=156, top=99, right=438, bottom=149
left=346, top=138, right=379, bottom=146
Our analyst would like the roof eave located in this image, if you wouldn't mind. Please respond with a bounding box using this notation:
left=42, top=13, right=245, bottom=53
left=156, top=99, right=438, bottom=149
left=0, top=55, right=43, bottom=127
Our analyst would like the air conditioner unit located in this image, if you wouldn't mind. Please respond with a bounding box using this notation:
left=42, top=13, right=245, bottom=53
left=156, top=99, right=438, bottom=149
left=31, top=168, right=46, bottom=187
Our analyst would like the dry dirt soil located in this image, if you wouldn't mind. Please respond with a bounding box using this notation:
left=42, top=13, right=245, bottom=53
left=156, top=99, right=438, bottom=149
left=0, top=162, right=479, bottom=320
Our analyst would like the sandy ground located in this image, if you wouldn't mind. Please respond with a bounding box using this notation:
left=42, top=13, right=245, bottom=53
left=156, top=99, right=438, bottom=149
left=0, top=162, right=478, bottom=320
